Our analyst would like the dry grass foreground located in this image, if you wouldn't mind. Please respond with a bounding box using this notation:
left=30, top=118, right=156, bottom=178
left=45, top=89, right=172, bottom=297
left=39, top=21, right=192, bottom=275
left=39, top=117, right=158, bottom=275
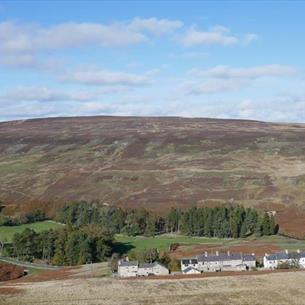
left=2, top=271, right=305, bottom=305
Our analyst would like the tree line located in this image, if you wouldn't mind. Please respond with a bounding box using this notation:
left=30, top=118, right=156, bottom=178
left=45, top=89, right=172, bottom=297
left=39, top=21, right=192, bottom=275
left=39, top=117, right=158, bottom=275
left=9, top=224, right=114, bottom=265
left=55, top=202, right=278, bottom=238
left=0, top=209, right=46, bottom=226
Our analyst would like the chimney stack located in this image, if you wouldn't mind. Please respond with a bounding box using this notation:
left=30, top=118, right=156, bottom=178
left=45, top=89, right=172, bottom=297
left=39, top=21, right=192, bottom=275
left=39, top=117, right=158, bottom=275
left=297, top=249, right=301, bottom=253
left=227, top=250, right=230, bottom=256
left=205, top=251, right=208, bottom=257
left=285, top=249, right=289, bottom=254
left=216, top=251, right=219, bottom=256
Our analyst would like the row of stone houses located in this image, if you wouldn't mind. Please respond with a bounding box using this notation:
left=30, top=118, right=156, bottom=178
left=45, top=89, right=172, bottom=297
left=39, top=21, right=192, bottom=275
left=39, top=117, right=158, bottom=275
left=118, top=259, right=169, bottom=277
left=263, top=250, right=305, bottom=269
left=181, top=251, right=256, bottom=274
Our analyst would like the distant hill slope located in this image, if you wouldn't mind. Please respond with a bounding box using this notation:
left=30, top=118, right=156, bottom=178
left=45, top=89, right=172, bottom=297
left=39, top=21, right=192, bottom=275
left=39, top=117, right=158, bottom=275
left=1, top=116, right=305, bottom=237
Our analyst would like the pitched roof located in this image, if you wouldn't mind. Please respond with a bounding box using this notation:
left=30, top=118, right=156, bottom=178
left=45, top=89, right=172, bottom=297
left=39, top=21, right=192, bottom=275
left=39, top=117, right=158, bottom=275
left=139, top=261, right=168, bottom=269
left=197, top=253, right=239, bottom=262
left=119, top=260, right=138, bottom=267
left=181, top=258, right=198, bottom=264
left=265, top=252, right=305, bottom=261
left=183, top=266, right=200, bottom=273
left=197, top=253, right=256, bottom=262
left=139, top=262, right=154, bottom=268
left=242, top=254, right=256, bottom=261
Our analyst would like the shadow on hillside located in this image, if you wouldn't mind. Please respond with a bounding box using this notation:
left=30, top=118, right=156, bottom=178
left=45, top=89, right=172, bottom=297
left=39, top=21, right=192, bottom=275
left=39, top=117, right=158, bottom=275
left=113, top=242, right=135, bottom=255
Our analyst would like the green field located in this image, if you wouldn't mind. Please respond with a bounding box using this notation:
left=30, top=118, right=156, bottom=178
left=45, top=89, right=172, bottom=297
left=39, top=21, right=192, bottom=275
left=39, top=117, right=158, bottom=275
left=115, top=234, right=305, bottom=255
left=115, top=234, right=239, bottom=254
left=0, top=220, right=64, bottom=242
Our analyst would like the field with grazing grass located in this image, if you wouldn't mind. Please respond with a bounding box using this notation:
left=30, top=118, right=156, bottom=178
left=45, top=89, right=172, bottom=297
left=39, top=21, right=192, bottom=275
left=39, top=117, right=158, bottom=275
left=115, top=234, right=305, bottom=258
left=0, top=221, right=64, bottom=243
left=115, top=234, right=229, bottom=253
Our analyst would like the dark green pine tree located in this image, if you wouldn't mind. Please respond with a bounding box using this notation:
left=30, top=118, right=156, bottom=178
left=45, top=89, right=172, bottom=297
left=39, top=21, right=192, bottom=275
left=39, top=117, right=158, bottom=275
left=240, top=222, right=247, bottom=238
left=78, top=238, right=92, bottom=265
left=261, top=213, right=271, bottom=236
left=144, top=215, right=156, bottom=237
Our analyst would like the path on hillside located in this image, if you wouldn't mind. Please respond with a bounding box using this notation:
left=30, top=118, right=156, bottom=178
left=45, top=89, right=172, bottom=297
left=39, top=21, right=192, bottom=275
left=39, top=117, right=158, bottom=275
left=0, top=256, right=62, bottom=270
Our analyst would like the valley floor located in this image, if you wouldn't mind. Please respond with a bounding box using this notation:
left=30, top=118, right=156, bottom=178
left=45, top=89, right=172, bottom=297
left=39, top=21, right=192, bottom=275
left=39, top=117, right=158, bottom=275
left=2, top=270, right=305, bottom=305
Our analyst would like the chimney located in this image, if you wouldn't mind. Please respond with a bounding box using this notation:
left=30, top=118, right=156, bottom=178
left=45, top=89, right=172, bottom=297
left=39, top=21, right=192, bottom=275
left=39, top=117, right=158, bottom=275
left=205, top=251, right=208, bottom=257
left=216, top=251, right=219, bottom=256
left=297, top=249, right=301, bottom=253
left=251, top=253, right=255, bottom=257
left=227, top=250, right=230, bottom=256
left=265, top=253, right=268, bottom=257
left=285, top=249, right=289, bottom=254
left=126, top=256, right=129, bottom=261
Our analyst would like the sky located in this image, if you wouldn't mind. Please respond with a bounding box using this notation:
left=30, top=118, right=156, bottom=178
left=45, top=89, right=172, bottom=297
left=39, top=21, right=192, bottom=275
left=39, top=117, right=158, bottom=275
left=0, top=0, right=305, bottom=122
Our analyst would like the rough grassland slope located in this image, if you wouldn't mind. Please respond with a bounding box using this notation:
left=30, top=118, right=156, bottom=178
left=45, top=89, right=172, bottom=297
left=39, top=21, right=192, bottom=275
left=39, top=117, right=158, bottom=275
left=1, top=116, right=305, bottom=236
left=2, top=271, right=305, bottom=305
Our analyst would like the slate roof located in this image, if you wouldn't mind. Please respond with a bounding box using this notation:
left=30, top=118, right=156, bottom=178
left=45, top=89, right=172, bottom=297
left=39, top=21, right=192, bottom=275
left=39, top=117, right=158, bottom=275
left=181, top=259, right=198, bottom=265
left=138, top=262, right=168, bottom=269
left=196, top=253, right=255, bottom=262
left=265, top=252, right=305, bottom=261
left=242, top=254, right=256, bottom=261
left=139, top=263, right=154, bottom=268
left=183, top=266, right=200, bottom=273
left=119, top=260, right=138, bottom=267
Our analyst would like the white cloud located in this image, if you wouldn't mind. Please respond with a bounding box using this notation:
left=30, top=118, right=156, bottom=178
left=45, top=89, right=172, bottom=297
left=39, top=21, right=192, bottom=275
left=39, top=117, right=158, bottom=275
left=244, top=33, right=259, bottom=44
left=0, top=86, right=97, bottom=103
left=59, top=68, right=151, bottom=86
left=183, top=64, right=297, bottom=95
left=0, top=18, right=182, bottom=53
left=180, top=26, right=238, bottom=47
left=183, top=78, right=248, bottom=95
left=129, top=17, right=183, bottom=35
left=189, top=64, right=297, bottom=79
left=0, top=18, right=182, bottom=69
left=180, top=25, right=258, bottom=47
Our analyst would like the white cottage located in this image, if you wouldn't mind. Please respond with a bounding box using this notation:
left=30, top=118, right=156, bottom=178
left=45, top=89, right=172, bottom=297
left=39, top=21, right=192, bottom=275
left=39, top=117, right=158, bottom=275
left=138, top=262, right=169, bottom=276
left=118, top=260, right=138, bottom=277
left=183, top=266, right=201, bottom=274
left=181, top=251, right=256, bottom=274
left=264, top=250, right=305, bottom=269
left=118, top=260, right=169, bottom=277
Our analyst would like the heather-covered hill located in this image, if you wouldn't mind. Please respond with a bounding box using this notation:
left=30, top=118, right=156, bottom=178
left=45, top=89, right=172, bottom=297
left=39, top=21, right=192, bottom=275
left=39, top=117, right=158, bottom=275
left=1, top=116, right=305, bottom=236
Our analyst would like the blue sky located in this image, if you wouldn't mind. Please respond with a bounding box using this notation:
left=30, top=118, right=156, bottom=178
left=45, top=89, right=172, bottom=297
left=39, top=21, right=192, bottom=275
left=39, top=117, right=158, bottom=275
left=0, top=1, right=305, bottom=122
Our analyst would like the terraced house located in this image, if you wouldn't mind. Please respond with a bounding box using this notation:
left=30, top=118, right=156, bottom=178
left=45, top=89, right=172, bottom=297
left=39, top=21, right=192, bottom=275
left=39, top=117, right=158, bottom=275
left=181, top=251, right=256, bottom=274
left=118, top=259, right=169, bottom=277
left=264, top=250, right=305, bottom=269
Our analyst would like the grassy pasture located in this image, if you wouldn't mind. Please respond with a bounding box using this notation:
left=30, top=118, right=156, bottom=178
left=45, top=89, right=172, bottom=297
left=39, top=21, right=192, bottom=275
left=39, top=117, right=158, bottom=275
left=115, top=234, right=228, bottom=253
left=115, top=234, right=305, bottom=255
left=0, top=220, right=64, bottom=243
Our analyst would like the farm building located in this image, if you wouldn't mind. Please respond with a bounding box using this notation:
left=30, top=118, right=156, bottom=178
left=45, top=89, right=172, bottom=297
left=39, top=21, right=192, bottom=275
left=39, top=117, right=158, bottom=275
left=118, top=260, right=138, bottom=277
left=181, top=251, right=256, bottom=274
left=118, top=260, right=169, bottom=277
left=182, top=266, right=201, bottom=275
left=264, top=250, right=305, bottom=269
left=138, top=262, right=169, bottom=276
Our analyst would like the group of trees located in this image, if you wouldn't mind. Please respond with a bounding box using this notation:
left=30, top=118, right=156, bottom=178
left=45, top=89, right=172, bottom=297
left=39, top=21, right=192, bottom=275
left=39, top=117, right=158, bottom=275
left=0, top=209, right=46, bottom=226
left=176, top=206, right=277, bottom=238
left=55, top=202, right=278, bottom=238
left=10, top=224, right=114, bottom=265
